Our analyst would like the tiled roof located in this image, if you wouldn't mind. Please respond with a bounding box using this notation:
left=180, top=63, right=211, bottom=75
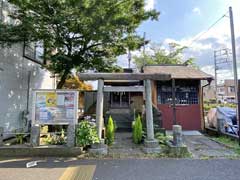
left=143, top=65, right=213, bottom=80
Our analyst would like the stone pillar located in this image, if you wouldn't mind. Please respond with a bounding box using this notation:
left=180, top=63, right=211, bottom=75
left=143, top=79, right=161, bottom=154
left=30, top=124, right=40, bottom=147
left=173, top=125, right=183, bottom=147
left=67, top=124, right=75, bottom=147
left=145, top=79, right=154, bottom=140
left=89, top=79, right=107, bottom=155
left=0, top=127, right=3, bottom=146
left=96, top=79, right=104, bottom=140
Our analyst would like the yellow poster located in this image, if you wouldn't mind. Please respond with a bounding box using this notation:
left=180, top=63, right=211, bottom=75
left=46, top=92, right=57, bottom=107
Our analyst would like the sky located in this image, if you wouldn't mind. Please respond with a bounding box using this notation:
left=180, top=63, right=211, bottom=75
left=118, top=0, right=240, bottom=81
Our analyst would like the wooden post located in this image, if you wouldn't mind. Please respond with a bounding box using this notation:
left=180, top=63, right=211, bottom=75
left=238, top=80, right=240, bottom=145
left=96, top=79, right=104, bottom=139
left=145, top=79, right=154, bottom=140
left=172, top=79, right=177, bottom=125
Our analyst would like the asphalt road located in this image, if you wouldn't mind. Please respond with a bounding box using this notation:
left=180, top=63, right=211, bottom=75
left=1, top=157, right=240, bottom=180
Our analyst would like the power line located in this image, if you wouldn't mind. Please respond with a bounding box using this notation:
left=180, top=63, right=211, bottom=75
left=188, top=11, right=228, bottom=46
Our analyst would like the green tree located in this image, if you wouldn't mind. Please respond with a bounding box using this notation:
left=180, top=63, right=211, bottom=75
left=106, top=116, right=115, bottom=145
left=132, top=114, right=142, bottom=144
left=0, top=0, right=159, bottom=88
left=63, top=75, right=93, bottom=90
left=133, top=42, right=195, bottom=70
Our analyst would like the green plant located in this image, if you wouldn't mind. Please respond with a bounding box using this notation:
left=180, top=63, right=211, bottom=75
left=76, top=121, right=99, bottom=148
left=43, top=129, right=66, bottom=145
left=40, top=126, right=48, bottom=134
left=204, top=103, right=237, bottom=112
left=132, top=114, right=143, bottom=144
left=106, top=116, right=115, bottom=145
left=16, top=133, right=24, bottom=144
left=155, top=132, right=172, bottom=145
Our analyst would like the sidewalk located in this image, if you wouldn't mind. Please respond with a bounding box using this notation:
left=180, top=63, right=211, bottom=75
left=182, top=132, right=237, bottom=159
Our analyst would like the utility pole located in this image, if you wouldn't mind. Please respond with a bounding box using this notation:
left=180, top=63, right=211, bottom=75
left=143, top=32, right=146, bottom=67
left=229, top=6, right=240, bottom=144
left=229, top=7, right=238, bottom=101
left=214, top=50, right=217, bottom=99
left=128, top=49, right=131, bottom=69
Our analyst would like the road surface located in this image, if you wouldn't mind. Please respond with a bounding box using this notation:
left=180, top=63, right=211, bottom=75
left=0, top=157, right=240, bottom=180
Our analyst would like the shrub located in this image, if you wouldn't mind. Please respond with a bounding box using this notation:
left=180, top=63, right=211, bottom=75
left=44, top=129, right=66, bottom=145
left=155, top=132, right=172, bottom=145
left=106, top=116, right=115, bottom=145
left=16, top=133, right=24, bottom=144
left=132, top=114, right=143, bottom=144
left=76, top=120, right=99, bottom=148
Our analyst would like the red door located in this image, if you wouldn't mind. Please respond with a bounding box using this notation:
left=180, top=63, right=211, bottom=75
left=158, top=104, right=201, bottom=130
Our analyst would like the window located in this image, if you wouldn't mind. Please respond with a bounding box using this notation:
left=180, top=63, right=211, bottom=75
left=157, top=80, right=199, bottom=105
left=229, top=86, right=235, bottom=93
left=23, top=42, right=44, bottom=65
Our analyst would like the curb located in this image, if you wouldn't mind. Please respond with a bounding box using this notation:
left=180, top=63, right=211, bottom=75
left=0, top=146, right=84, bottom=157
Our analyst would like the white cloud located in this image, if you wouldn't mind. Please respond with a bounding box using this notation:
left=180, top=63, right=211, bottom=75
left=192, top=7, right=201, bottom=15
left=117, top=0, right=240, bottom=77
left=144, top=0, right=155, bottom=11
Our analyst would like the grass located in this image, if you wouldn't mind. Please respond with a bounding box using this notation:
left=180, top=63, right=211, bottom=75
left=211, top=135, right=240, bottom=155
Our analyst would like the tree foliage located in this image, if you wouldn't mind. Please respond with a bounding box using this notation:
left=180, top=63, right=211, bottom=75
left=0, top=0, right=159, bottom=88
left=62, top=75, right=93, bottom=90
left=133, top=43, right=195, bottom=70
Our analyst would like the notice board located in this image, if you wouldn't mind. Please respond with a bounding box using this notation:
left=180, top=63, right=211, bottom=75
left=32, top=90, right=79, bottom=125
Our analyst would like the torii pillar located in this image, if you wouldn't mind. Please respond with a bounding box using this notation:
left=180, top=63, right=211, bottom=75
left=89, top=78, right=107, bottom=155
left=143, top=79, right=161, bottom=153
left=96, top=79, right=104, bottom=139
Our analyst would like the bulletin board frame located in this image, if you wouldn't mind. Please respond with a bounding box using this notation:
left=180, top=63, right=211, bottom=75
left=32, top=89, right=79, bottom=125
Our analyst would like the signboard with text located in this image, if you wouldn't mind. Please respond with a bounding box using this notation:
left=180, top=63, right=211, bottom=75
left=32, top=90, right=78, bottom=125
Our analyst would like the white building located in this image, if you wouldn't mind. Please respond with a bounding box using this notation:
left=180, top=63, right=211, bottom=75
left=0, top=1, right=55, bottom=137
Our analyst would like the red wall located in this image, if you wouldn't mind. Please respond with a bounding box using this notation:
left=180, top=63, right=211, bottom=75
left=157, top=104, right=202, bottom=130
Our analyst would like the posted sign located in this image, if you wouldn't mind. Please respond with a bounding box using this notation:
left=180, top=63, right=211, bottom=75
left=32, top=90, right=78, bottom=125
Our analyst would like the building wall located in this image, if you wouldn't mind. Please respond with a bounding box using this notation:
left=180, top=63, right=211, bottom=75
left=130, top=92, right=143, bottom=114
left=203, top=81, right=216, bottom=101
left=151, top=81, right=158, bottom=106
left=157, top=104, right=202, bottom=130
left=0, top=1, right=54, bottom=136
left=156, top=79, right=202, bottom=130
left=224, top=79, right=235, bottom=97
left=0, top=44, right=54, bottom=135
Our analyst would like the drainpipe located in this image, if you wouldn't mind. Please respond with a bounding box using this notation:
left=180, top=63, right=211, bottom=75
left=201, top=79, right=212, bottom=130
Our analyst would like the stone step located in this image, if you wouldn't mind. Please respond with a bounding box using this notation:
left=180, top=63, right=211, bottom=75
left=106, top=109, right=134, bottom=131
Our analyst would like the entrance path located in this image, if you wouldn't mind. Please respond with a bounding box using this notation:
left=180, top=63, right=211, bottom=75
left=109, top=132, right=237, bottom=159
left=108, top=133, right=145, bottom=158
left=183, top=133, right=237, bottom=159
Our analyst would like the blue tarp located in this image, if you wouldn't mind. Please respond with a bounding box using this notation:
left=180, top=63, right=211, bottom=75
left=217, top=107, right=237, bottom=125
left=217, top=107, right=238, bottom=134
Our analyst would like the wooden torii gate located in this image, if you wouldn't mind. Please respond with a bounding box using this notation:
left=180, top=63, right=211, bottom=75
left=78, top=73, right=171, bottom=153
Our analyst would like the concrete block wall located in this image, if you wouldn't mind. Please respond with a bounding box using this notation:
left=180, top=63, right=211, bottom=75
left=0, top=44, right=54, bottom=138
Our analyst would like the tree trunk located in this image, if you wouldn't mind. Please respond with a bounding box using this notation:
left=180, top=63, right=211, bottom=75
left=57, top=70, right=69, bottom=89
